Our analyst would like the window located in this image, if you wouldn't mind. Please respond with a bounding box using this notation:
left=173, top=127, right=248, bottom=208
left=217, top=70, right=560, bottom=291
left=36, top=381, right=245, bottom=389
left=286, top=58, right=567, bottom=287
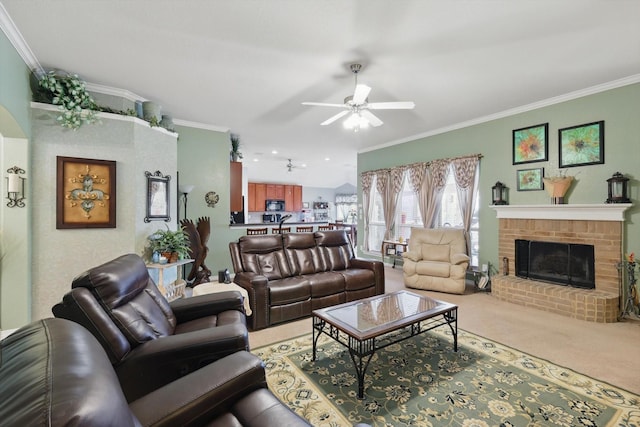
left=367, top=167, right=479, bottom=267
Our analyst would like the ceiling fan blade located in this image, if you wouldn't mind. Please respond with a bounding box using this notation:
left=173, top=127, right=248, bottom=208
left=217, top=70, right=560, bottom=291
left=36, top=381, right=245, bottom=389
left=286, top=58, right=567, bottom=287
left=361, top=110, right=383, bottom=127
left=368, top=101, right=416, bottom=110
left=321, top=110, right=350, bottom=126
left=352, top=84, right=371, bottom=105
left=302, top=102, right=346, bottom=108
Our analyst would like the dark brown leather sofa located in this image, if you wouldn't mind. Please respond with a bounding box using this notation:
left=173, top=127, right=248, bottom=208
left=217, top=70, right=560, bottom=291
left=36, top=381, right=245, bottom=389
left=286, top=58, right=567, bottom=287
left=53, top=253, right=249, bottom=401
left=0, top=318, right=311, bottom=426
left=230, top=230, right=385, bottom=330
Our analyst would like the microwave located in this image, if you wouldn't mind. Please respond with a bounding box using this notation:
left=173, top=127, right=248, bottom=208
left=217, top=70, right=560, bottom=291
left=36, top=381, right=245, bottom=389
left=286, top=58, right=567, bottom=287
left=265, top=199, right=285, bottom=212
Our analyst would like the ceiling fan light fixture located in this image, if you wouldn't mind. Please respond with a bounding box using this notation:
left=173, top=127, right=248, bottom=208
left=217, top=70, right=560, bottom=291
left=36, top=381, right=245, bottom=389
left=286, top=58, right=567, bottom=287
left=343, top=112, right=369, bottom=132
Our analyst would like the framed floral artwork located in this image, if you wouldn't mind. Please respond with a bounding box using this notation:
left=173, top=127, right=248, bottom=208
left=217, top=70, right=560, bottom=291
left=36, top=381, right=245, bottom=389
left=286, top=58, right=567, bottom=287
left=512, top=123, right=548, bottom=165
left=517, top=167, right=544, bottom=191
left=559, top=121, right=604, bottom=168
left=56, top=156, right=116, bottom=229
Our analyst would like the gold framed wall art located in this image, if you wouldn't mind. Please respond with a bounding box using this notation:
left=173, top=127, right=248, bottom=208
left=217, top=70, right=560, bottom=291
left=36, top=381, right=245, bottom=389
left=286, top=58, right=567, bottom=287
left=56, top=156, right=116, bottom=229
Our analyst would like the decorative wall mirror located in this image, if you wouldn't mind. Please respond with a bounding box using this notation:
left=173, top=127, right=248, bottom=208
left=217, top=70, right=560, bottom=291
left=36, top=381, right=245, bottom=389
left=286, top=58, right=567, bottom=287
left=144, top=170, right=171, bottom=222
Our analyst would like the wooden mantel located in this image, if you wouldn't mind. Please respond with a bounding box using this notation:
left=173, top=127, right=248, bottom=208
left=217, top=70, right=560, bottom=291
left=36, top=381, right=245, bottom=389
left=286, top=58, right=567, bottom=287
left=490, top=203, right=632, bottom=222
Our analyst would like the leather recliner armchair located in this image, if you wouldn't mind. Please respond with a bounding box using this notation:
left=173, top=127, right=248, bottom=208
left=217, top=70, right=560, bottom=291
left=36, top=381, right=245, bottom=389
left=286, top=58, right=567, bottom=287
left=53, top=253, right=249, bottom=401
left=403, top=227, right=470, bottom=294
left=0, top=318, right=311, bottom=427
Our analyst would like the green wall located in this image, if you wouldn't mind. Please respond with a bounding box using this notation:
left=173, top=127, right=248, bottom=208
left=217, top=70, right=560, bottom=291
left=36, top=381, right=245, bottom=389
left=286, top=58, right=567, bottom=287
left=0, top=31, right=30, bottom=139
left=176, top=125, right=248, bottom=274
left=0, top=30, right=32, bottom=328
left=359, top=83, right=640, bottom=268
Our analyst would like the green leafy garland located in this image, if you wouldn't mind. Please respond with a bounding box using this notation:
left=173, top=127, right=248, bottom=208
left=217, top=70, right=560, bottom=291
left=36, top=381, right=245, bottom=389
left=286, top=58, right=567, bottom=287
left=38, top=70, right=98, bottom=130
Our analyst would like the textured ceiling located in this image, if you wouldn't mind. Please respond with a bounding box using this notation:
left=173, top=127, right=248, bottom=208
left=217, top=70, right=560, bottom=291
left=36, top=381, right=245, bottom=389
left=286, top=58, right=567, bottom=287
left=3, top=0, right=639, bottom=188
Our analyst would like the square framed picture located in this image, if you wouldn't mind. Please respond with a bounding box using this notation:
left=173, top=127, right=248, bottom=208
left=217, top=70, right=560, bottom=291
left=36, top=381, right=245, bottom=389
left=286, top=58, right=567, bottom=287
left=512, top=123, right=548, bottom=164
left=559, top=121, right=604, bottom=168
left=56, top=156, right=116, bottom=229
left=517, top=168, right=544, bottom=191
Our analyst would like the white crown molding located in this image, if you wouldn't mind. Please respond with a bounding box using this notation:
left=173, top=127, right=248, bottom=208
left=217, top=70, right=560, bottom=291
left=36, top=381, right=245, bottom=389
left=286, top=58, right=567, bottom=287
left=0, top=2, right=41, bottom=73
left=490, top=204, right=632, bottom=222
left=85, top=82, right=147, bottom=103
left=361, top=73, right=640, bottom=154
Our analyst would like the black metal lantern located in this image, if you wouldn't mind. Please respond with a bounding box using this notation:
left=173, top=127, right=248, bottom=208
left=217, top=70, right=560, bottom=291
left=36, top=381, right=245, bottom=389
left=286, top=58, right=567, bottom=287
left=606, top=172, right=630, bottom=203
left=492, top=181, right=508, bottom=205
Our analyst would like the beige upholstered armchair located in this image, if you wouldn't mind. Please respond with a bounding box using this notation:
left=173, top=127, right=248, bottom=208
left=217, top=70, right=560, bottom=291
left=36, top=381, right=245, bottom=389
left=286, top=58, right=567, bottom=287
left=402, top=227, right=470, bottom=294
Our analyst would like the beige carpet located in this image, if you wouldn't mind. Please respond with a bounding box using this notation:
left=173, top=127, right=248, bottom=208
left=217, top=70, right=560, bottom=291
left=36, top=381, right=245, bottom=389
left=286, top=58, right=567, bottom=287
left=249, top=266, right=640, bottom=396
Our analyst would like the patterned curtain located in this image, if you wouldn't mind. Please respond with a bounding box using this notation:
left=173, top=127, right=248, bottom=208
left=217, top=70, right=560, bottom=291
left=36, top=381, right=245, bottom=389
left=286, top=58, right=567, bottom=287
left=360, top=171, right=374, bottom=251
left=452, top=156, right=480, bottom=253
left=422, top=159, right=451, bottom=228
left=376, top=168, right=405, bottom=241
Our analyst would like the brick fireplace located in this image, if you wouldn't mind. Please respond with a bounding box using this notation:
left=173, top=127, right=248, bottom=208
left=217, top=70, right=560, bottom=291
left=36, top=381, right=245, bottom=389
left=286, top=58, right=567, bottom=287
left=491, top=204, right=631, bottom=323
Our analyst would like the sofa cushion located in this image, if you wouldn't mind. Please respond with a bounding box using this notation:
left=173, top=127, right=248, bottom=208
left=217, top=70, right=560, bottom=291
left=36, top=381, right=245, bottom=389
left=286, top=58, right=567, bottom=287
left=415, top=260, right=451, bottom=278
left=238, top=235, right=292, bottom=280
left=269, top=277, right=311, bottom=305
left=339, top=268, right=376, bottom=291
left=283, top=233, right=325, bottom=274
left=315, top=230, right=353, bottom=270
left=305, top=272, right=345, bottom=297
left=421, top=243, right=450, bottom=262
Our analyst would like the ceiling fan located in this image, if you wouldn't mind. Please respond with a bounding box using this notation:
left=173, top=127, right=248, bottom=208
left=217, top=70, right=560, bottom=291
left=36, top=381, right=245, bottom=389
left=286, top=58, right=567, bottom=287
left=286, top=159, right=297, bottom=172
left=302, top=63, right=415, bottom=131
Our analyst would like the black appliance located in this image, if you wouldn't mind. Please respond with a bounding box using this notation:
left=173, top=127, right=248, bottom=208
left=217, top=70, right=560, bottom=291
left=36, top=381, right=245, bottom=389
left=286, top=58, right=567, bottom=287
left=262, top=213, right=281, bottom=223
left=265, top=199, right=285, bottom=212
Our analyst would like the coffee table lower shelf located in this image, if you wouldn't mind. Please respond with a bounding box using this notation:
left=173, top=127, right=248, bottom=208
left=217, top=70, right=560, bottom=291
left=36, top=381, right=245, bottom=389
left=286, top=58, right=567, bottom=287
left=312, top=305, right=457, bottom=399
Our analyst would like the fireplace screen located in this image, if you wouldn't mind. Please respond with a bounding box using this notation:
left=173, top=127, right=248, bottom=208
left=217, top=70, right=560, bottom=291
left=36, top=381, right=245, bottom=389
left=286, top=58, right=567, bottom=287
left=515, top=239, right=595, bottom=289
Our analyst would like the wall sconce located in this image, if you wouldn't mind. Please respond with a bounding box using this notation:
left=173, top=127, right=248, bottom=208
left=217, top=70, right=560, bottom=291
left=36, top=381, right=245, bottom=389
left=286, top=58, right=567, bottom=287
left=179, top=184, right=195, bottom=220
left=6, top=166, right=26, bottom=208
left=491, top=181, right=508, bottom=205
left=606, top=172, right=630, bottom=203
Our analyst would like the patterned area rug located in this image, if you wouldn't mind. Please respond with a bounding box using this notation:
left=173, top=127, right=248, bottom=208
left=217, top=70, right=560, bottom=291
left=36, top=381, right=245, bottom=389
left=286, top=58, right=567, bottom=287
left=252, top=327, right=639, bottom=426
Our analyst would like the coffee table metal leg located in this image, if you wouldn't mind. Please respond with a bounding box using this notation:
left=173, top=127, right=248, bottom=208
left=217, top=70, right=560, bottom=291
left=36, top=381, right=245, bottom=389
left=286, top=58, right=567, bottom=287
left=444, top=308, right=458, bottom=352
left=312, top=317, right=325, bottom=361
left=347, top=336, right=375, bottom=399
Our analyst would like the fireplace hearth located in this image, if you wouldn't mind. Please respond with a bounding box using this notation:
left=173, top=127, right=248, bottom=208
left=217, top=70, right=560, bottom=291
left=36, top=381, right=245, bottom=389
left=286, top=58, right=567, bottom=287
left=515, top=239, right=595, bottom=289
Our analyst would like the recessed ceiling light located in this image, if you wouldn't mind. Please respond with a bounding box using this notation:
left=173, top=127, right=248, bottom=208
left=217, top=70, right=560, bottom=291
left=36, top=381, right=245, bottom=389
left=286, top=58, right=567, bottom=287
left=325, top=157, right=331, bottom=161
left=253, top=158, right=259, bottom=162
left=272, top=150, right=278, bottom=154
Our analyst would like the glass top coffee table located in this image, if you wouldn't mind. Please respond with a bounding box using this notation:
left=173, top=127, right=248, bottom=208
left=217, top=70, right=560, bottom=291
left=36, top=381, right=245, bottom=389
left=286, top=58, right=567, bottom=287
left=312, top=290, right=458, bottom=398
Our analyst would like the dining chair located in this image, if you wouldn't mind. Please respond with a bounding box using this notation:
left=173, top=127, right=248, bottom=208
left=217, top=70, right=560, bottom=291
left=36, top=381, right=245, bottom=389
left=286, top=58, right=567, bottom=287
left=296, top=226, right=314, bottom=232
left=272, top=227, right=291, bottom=234
left=247, top=228, right=268, bottom=235
left=317, top=225, right=333, bottom=231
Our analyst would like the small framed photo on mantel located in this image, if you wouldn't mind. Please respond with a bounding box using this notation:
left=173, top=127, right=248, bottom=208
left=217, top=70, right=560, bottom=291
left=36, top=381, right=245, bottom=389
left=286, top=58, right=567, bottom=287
left=516, top=167, right=544, bottom=191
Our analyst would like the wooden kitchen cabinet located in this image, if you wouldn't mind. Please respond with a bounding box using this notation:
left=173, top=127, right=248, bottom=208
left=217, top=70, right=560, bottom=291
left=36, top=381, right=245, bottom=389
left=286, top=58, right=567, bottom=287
left=293, top=185, right=302, bottom=211
left=247, top=182, right=256, bottom=211
left=284, top=185, right=294, bottom=211
left=230, top=162, right=243, bottom=212
left=254, top=183, right=266, bottom=211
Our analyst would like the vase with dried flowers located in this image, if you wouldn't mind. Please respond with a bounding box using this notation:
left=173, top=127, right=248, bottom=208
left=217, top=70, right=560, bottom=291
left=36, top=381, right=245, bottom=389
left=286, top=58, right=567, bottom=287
left=542, top=170, right=575, bottom=204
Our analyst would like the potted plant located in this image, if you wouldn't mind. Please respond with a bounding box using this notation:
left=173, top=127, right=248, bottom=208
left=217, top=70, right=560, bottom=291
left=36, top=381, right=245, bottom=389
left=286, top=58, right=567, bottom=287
left=230, top=133, right=243, bottom=162
left=148, top=226, right=191, bottom=263
left=37, top=70, right=98, bottom=130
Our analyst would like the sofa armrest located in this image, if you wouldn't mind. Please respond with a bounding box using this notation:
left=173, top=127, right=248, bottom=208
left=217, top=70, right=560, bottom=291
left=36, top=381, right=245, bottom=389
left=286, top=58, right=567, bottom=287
left=233, top=272, right=270, bottom=330
left=170, top=291, right=244, bottom=322
left=402, top=250, right=422, bottom=262
left=116, top=323, right=248, bottom=401
left=451, top=253, right=470, bottom=265
left=350, top=258, right=385, bottom=296
left=129, top=351, right=267, bottom=427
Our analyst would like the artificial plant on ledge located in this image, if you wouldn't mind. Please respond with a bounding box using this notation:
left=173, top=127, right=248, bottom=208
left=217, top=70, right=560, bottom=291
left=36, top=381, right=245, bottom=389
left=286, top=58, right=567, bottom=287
left=37, top=70, right=98, bottom=130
